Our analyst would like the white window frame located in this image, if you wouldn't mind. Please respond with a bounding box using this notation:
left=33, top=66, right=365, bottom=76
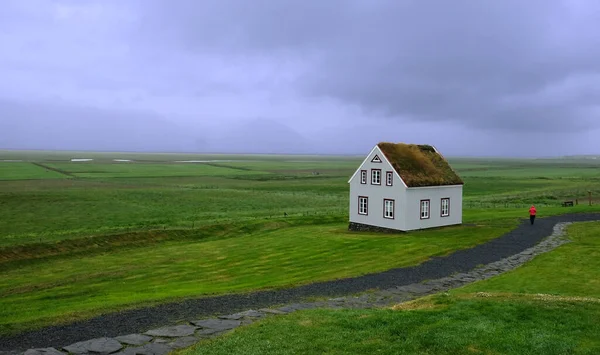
left=384, top=199, right=394, bottom=219
left=441, top=198, right=450, bottom=217
left=386, top=171, right=393, bottom=186
left=371, top=169, right=381, bottom=185
left=360, top=170, right=367, bottom=184
left=420, top=199, right=430, bottom=219
left=358, top=196, right=368, bottom=215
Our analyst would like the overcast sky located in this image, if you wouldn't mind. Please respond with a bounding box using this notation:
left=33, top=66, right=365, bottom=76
left=1, top=0, right=599, bottom=156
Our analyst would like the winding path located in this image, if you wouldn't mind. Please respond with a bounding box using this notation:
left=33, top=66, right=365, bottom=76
left=2, top=212, right=600, bottom=354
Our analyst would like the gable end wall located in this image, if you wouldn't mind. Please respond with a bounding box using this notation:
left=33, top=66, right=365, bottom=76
left=349, top=147, right=407, bottom=230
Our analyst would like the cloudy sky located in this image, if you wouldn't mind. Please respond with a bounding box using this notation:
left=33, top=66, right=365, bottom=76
left=1, top=0, right=599, bottom=156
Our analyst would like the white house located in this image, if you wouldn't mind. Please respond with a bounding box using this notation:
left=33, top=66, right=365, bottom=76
left=348, top=142, right=464, bottom=232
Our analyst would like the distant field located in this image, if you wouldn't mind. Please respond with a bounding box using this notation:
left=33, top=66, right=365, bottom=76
left=0, top=149, right=361, bottom=163
left=0, top=162, right=66, bottom=180
left=1, top=151, right=600, bottom=244
left=2, top=149, right=600, bottom=337
left=42, top=162, right=270, bottom=178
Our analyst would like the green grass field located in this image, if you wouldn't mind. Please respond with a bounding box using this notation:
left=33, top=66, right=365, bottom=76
left=0, top=162, right=66, bottom=180
left=1, top=149, right=600, bottom=339
left=179, top=222, right=600, bottom=355
left=0, top=222, right=514, bottom=334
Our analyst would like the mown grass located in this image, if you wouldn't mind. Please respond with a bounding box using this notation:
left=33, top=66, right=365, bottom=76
left=178, top=221, right=600, bottom=355
left=180, top=300, right=600, bottom=355
left=0, top=220, right=513, bottom=335
left=453, top=221, right=600, bottom=297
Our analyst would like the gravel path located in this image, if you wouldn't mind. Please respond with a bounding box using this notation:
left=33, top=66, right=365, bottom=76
left=2, top=212, right=599, bottom=353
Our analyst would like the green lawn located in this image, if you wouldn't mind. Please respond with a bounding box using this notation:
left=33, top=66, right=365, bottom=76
left=453, top=221, right=600, bottom=297
left=0, top=221, right=513, bottom=335
left=179, top=221, right=600, bottom=355
left=180, top=300, right=600, bottom=355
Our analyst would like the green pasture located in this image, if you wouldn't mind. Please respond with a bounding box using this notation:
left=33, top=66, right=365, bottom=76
left=0, top=162, right=66, bottom=180
left=0, top=221, right=513, bottom=335
left=1, top=150, right=600, bottom=339
left=1, top=153, right=599, bottom=246
left=0, top=177, right=347, bottom=246
left=42, top=162, right=270, bottom=178
left=179, top=222, right=600, bottom=355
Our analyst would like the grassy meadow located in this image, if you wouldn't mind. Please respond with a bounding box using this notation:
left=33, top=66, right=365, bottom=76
left=180, top=222, right=600, bottom=355
left=1, top=150, right=600, bottom=338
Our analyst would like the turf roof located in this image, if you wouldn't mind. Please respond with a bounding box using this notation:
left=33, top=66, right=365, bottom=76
left=376, top=142, right=464, bottom=187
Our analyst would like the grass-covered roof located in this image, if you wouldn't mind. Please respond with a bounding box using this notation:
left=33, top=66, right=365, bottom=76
left=377, top=142, right=464, bottom=187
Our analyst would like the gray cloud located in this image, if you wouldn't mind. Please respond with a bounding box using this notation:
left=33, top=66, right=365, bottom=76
left=137, top=0, right=600, bottom=133
left=1, top=0, right=600, bottom=156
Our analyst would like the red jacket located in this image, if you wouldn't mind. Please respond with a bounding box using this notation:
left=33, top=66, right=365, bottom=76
left=529, top=206, right=537, bottom=216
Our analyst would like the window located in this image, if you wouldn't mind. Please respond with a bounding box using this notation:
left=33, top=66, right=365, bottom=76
left=360, top=170, right=367, bottom=184
left=358, top=196, right=368, bottom=215
left=371, top=154, right=382, bottom=163
left=420, top=199, right=430, bottom=219
left=371, top=169, right=381, bottom=185
left=386, top=171, right=393, bottom=186
left=384, top=199, right=395, bottom=219
left=441, top=198, right=450, bottom=217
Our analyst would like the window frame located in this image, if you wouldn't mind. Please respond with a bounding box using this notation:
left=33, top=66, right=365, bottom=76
left=420, top=199, right=430, bottom=219
left=371, top=169, right=381, bottom=185
left=383, top=199, right=395, bottom=219
left=441, top=198, right=450, bottom=217
left=360, top=170, right=367, bottom=184
left=385, top=171, right=393, bottom=186
left=358, top=196, right=369, bottom=215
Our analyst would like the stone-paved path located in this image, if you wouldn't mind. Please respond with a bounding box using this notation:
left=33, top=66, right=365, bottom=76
left=2, top=213, right=600, bottom=355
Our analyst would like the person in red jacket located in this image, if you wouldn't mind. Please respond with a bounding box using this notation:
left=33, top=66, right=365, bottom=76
left=529, top=205, right=537, bottom=225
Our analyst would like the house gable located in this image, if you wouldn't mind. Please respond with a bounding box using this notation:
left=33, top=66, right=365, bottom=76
left=348, top=146, right=407, bottom=187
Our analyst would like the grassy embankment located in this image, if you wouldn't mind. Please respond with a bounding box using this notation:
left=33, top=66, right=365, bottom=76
left=1, top=150, right=599, bottom=336
left=180, top=221, right=600, bottom=355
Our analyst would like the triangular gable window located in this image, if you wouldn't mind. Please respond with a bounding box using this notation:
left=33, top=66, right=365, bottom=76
left=371, top=155, right=382, bottom=163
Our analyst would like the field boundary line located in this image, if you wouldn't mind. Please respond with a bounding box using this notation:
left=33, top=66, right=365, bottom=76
left=30, top=163, right=76, bottom=178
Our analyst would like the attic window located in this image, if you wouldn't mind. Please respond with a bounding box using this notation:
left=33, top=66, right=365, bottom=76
left=360, top=170, right=367, bottom=184
left=386, top=171, right=393, bottom=186
left=371, top=155, right=382, bottom=163
left=371, top=169, right=381, bottom=185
